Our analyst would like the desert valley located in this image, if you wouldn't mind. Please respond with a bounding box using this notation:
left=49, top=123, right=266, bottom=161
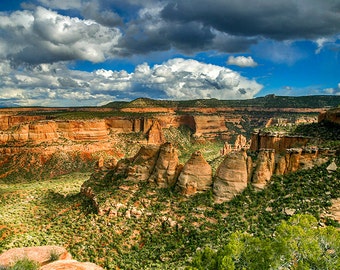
left=0, top=95, right=339, bottom=269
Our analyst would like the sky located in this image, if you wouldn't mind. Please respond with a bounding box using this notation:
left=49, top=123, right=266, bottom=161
left=0, top=0, right=339, bottom=107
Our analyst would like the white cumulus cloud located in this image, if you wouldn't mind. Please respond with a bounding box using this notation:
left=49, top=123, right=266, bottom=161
left=0, top=58, right=263, bottom=106
left=131, top=58, right=262, bottom=100
left=0, top=7, right=122, bottom=64
left=227, top=56, right=258, bottom=67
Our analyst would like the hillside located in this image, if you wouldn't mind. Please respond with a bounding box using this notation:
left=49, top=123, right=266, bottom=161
left=104, top=95, right=340, bottom=109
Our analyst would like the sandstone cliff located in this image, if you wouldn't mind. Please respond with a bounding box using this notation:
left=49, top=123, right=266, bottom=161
left=213, top=150, right=248, bottom=203
left=149, top=142, right=180, bottom=187
left=318, top=108, right=340, bottom=126
left=250, top=131, right=311, bottom=153
left=252, top=149, right=276, bottom=189
left=176, top=151, right=212, bottom=195
left=126, top=145, right=160, bottom=182
left=0, top=103, right=331, bottom=181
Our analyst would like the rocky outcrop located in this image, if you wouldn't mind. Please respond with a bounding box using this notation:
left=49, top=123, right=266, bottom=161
left=0, top=246, right=71, bottom=268
left=126, top=145, right=160, bottom=181
left=213, top=150, right=248, bottom=203
left=252, top=149, right=276, bottom=189
left=58, top=120, right=110, bottom=141
left=318, top=108, right=340, bottom=126
left=250, top=131, right=311, bottom=153
left=193, top=115, right=228, bottom=139
left=221, top=142, right=232, bottom=155
left=149, top=142, right=180, bottom=187
left=0, top=114, right=45, bottom=130
left=0, top=246, right=103, bottom=270
left=147, top=120, right=165, bottom=145
left=234, top=134, right=247, bottom=149
left=177, top=151, right=212, bottom=195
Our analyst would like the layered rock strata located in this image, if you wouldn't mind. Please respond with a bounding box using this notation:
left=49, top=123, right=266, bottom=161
left=250, top=132, right=311, bottom=153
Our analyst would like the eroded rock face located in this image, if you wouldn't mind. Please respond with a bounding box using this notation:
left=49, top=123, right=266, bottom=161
left=126, top=145, right=160, bottom=181
left=0, top=246, right=71, bottom=268
left=58, top=120, right=109, bottom=141
left=252, top=149, right=276, bottom=189
left=234, top=134, right=247, bottom=149
left=250, top=132, right=310, bottom=153
left=147, top=120, right=165, bottom=145
left=318, top=108, right=340, bottom=126
left=149, top=142, right=180, bottom=187
left=177, top=151, right=212, bottom=195
left=193, top=115, right=228, bottom=139
left=213, top=150, right=248, bottom=203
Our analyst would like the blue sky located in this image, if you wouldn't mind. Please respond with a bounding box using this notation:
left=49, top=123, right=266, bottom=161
left=0, top=0, right=339, bottom=106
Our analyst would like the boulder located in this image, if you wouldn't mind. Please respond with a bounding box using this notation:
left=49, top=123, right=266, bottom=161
left=213, top=150, right=248, bottom=203
left=177, top=151, right=212, bottom=195
left=149, top=142, right=180, bottom=187
left=0, top=246, right=71, bottom=268
left=327, top=161, right=338, bottom=173
left=252, top=149, right=275, bottom=189
left=39, top=260, right=103, bottom=270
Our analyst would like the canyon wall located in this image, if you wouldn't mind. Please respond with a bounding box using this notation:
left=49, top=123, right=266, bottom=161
left=250, top=132, right=311, bottom=153
left=0, top=104, right=326, bottom=181
left=318, top=108, right=340, bottom=126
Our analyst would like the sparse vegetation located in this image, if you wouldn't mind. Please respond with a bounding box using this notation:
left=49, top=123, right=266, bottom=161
left=4, top=258, right=39, bottom=270
left=1, top=98, right=339, bottom=269
left=1, top=157, right=339, bottom=269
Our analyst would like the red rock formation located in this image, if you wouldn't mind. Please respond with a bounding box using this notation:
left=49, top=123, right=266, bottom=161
left=0, top=246, right=71, bottom=268
left=252, top=149, right=276, bottom=189
left=213, top=150, right=248, bottom=203
left=275, top=147, right=321, bottom=175
left=57, top=120, right=109, bottom=141
left=0, top=114, right=45, bottom=130
left=126, top=145, right=160, bottom=181
left=221, top=142, right=232, bottom=155
left=193, top=115, right=228, bottom=139
left=28, top=121, right=59, bottom=143
left=147, top=120, right=165, bottom=145
left=149, top=142, right=180, bottom=187
left=234, top=134, right=247, bottom=149
left=318, top=108, right=340, bottom=125
left=105, top=117, right=134, bottom=133
left=177, top=151, right=212, bottom=195
left=250, top=132, right=310, bottom=153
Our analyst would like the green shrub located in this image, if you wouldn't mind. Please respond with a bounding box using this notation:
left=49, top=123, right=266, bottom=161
left=9, top=258, right=39, bottom=270
left=189, top=214, right=340, bottom=270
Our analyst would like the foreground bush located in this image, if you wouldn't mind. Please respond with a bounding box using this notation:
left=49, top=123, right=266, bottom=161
left=189, top=214, right=340, bottom=270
